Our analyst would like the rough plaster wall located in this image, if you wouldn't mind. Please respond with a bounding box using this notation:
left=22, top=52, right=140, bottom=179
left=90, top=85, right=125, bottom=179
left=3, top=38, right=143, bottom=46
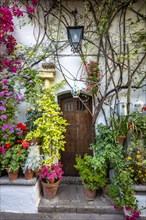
left=0, top=181, right=40, bottom=213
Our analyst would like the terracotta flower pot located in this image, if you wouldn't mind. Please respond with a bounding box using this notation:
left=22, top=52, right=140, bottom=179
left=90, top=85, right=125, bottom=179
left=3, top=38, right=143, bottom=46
left=41, top=179, right=60, bottom=200
left=7, top=170, right=19, bottom=181
left=118, top=135, right=126, bottom=145
left=24, top=169, right=34, bottom=180
left=83, top=183, right=96, bottom=198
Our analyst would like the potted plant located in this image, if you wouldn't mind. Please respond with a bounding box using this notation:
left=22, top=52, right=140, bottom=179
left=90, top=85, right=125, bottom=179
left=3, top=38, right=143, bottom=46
left=1, top=143, right=29, bottom=180
left=25, top=83, right=68, bottom=164
left=110, top=115, right=130, bottom=145
left=74, top=154, right=107, bottom=198
left=126, top=139, right=146, bottom=185
left=38, top=162, right=64, bottom=200
left=22, top=145, right=43, bottom=180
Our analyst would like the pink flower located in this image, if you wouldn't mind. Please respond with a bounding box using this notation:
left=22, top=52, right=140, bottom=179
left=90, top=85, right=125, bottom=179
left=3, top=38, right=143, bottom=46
left=31, top=0, right=39, bottom=5
left=26, top=6, right=35, bottom=14
left=132, top=210, right=139, bottom=218
left=2, top=78, right=8, bottom=84
left=125, top=207, right=131, bottom=211
left=12, top=6, right=23, bottom=17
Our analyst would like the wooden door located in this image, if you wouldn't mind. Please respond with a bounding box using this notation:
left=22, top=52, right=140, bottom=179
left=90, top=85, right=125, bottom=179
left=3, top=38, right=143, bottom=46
left=58, top=93, right=93, bottom=176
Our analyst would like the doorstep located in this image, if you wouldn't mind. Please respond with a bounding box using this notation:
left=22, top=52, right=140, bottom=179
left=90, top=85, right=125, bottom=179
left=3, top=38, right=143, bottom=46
left=38, top=182, right=124, bottom=220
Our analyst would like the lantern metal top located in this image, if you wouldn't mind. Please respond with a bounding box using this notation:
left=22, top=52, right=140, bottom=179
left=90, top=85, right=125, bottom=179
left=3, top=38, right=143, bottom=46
left=67, top=26, right=84, bottom=53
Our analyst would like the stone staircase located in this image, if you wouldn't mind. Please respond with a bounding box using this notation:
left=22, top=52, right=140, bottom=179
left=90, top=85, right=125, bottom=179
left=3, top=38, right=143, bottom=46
left=38, top=177, right=124, bottom=220
left=1, top=177, right=145, bottom=220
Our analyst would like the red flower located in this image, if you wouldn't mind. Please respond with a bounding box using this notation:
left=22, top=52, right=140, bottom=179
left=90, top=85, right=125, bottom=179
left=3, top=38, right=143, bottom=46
left=22, top=141, right=30, bottom=149
left=17, top=140, right=23, bottom=143
left=142, top=106, right=146, bottom=111
left=17, top=122, right=27, bottom=130
left=18, top=151, right=22, bottom=154
left=5, top=143, right=11, bottom=149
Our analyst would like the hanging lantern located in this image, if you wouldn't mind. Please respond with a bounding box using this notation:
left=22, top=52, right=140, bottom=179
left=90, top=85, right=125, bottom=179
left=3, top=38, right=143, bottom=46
left=67, top=26, right=84, bottom=53
left=71, top=85, right=80, bottom=98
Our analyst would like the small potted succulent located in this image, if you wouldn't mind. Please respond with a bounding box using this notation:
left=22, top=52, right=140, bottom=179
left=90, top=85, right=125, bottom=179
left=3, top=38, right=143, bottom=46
left=22, top=145, right=43, bottom=180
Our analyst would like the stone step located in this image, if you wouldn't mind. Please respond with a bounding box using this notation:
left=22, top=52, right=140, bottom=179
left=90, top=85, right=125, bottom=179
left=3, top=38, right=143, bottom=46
left=38, top=183, right=124, bottom=220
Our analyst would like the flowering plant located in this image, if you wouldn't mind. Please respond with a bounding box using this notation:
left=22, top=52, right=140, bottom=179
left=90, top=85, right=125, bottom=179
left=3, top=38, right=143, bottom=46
left=126, top=140, right=146, bottom=184
left=0, top=122, right=28, bottom=145
left=38, top=162, right=64, bottom=184
left=0, top=79, right=24, bottom=126
left=85, top=60, right=102, bottom=94
left=1, top=143, right=29, bottom=173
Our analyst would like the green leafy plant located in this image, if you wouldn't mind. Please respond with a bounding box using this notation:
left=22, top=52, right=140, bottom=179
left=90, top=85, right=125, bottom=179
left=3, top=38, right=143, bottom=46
left=91, top=124, right=139, bottom=215
left=25, top=105, right=42, bottom=131
left=1, top=144, right=29, bottom=173
left=25, top=82, right=68, bottom=164
left=110, top=115, right=130, bottom=137
left=128, top=112, right=146, bottom=139
left=74, top=154, right=107, bottom=190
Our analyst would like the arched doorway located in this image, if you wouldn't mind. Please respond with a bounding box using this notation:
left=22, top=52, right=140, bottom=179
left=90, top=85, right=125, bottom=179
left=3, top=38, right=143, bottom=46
left=58, top=93, right=93, bottom=176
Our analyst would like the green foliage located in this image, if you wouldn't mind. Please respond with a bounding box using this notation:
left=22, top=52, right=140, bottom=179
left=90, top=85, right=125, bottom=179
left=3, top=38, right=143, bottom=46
left=18, top=68, right=43, bottom=104
left=109, top=171, right=137, bottom=210
left=1, top=145, right=28, bottom=173
left=91, top=124, right=124, bottom=168
left=25, top=105, right=42, bottom=131
left=74, top=154, right=107, bottom=190
left=91, top=123, right=138, bottom=211
left=25, top=82, right=68, bottom=164
left=128, top=112, right=146, bottom=139
left=110, top=115, right=130, bottom=136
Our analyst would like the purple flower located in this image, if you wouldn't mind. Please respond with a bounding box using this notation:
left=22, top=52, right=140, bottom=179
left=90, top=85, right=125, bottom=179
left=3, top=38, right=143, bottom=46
left=18, top=131, right=23, bottom=135
left=0, top=106, right=6, bottom=111
left=0, top=100, right=6, bottom=105
left=2, top=125, right=14, bottom=133
left=4, top=134, right=8, bottom=138
left=29, top=80, right=33, bottom=83
left=0, top=91, right=5, bottom=96
left=125, top=215, right=130, bottom=220
left=1, top=114, right=7, bottom=119
left=2, top=85, right=8, bottom=89
left=6, top=91, right=13, bottom=96
left=2, top=78, right=8, bottom=84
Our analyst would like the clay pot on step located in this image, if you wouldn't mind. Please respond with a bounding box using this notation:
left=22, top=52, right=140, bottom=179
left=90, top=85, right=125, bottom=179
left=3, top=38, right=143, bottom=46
left=41, top=179, right=60, bottom=200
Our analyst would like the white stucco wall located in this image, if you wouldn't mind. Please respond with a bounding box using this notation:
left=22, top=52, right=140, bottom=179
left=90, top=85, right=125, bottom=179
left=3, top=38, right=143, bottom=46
left=0, top=180, right=40, bottom=213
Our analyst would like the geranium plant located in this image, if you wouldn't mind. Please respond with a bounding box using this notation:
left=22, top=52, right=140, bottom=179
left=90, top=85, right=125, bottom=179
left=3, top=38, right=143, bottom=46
left=1, top=142, right=29, bottom=173
left=38, top=162, right=64, bottom=184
